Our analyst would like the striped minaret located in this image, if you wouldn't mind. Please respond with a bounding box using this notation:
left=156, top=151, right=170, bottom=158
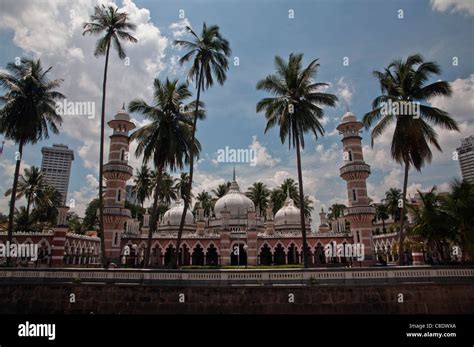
left=337, top=111, right=376, bottom=265
left=103, top=105, right=135, bottom=262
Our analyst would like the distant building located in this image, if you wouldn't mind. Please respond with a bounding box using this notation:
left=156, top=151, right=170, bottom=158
left=41, top=144, right=74, bottom=205
left=125, top=184, right=139, bottom=205
left=457, top=136, right=474, bottom=184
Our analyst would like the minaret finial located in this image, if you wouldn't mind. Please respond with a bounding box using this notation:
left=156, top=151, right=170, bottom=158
left=122, top=102, right=125, bottom=111
left=233, top=164, right=236, bottom=181
left=346, top=102, right=349, bottom=113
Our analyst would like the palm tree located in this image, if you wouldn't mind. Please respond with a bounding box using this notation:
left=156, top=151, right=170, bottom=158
left=270, top=188, right=285, bottom=215
left=175, top=173, right=192, bottom=204
left=212, top=183, right=230, bottom=199
left=256, top=53, right=337, bottom=267
left=374, top=203, right=390, bottom=233
left=195, top=191, right=213, bottom=217
left=32, top=185, right=63, bottom=226
left=303, top=195, right=314, bottom=220
left=133, top=165, right=153, bottom=208
left=129, top=78, right=201, bottom=267
left=174, top=22, right=231, bottom=268
left=363, top=54, right=459, bottom=265
left=384, top=188, right=402, bottom=222
left=5, top=166, right=47, bottom=217
left=280, top=178, right=299, bottom=203
left=0, top=58, right=65, bottom=265
left=410, top=187, right=454, bottom=263
left=246, top=182, right=270, bottom=217
left=327, top=203, right=346, bottom=221
left=441, top=179, right=474, bottom=261
left=158, top=172, right=178, bottom=206
left=83, top=4, right=137, bottom=267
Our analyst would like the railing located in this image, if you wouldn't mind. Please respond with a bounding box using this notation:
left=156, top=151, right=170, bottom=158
left=0, top=266, right=472, bottom=286
left=343, top=206, right=376, bottom=216
left=339, top=163, right=371, bottom=175
left=103, top=207, right=132, bottom=218
left=102, top=163, right=133, bottom=176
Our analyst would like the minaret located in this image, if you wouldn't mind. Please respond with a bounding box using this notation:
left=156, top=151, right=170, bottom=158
left=103, top=105, right=136, bottom=262
left=336, top=111, right=376, bottom=265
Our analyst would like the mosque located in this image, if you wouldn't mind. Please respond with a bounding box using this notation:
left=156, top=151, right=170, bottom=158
left=1, top=107, right=408, bottom=268
left=102, top=107, right=383, bottom=267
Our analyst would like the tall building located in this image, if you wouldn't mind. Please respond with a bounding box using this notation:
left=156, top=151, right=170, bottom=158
left=103, top=106, right=135, bottom=262
left=41, top=144, right=74, bottom=205
left=337, top=111, right=376, bottom=265
left=125, top=185, right=139, bottom=205
left=457, top=135, right=474, bottom=183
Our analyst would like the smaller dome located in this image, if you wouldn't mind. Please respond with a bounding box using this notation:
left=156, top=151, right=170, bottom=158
left=162, top=199, right=194, bottom=226
left=115, top=103, right=130, bottom=121
left=341, top=111, right=357, bottom=123
left=274, top=196, right=301, bottom=226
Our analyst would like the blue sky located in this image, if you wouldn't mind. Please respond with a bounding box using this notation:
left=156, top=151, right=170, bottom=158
left=0, top=0, right=473, bottom=227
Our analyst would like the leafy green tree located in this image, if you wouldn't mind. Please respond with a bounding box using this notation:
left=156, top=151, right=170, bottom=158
left=246, top=182, right=270, bottom=217
left=0, top=58, right=65, bottom=264
left=174, top=22, right=231, bottom=268
left=83, top=198, right=99, bottom=231
left=133, top=165, right=153, bottom=208
left=256, top=53, right=337, bottom=267
left=363, top=54, right=459, bottom=265
left=83, top=4, right=137, bottom=267
left=129, top=78, right=201, bottom=267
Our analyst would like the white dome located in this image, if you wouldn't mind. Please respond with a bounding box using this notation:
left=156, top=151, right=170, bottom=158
left=274, top=196, right=301, bottom=226
left=214, top=180, right=255, bottom=218
left=341, top=111, right=357, bottom=123
left=162, top=199, right=194, bottom=226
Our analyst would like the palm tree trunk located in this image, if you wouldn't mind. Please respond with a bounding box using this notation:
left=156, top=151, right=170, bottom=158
left=98, top=41, right=111, bottom=268
left=6, top=141, right=23, bottom=267
left=295, top=132, right=309, bottom=268
left=174, top=65, right=204, bottom=269
left=398, top=159, right=409, bottom=265
left=26, top=197, right=31, bottom=218
left=144, top=165, right=163, bottom=268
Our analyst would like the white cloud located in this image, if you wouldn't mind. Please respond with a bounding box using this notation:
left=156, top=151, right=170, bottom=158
left=429, top=74, right=474, bottom=122
left=250, top=135, right=280, bottom=167
left=169, top=18, right=191, bottom=39
left=335, top=77, right=354, bottom=107
left=431, top=0, right=474, bottom=15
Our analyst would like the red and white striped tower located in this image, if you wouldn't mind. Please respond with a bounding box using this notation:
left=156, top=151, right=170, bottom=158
left=337, top=112, right=376, bottom=265
left=103, top=105, right=135, bottom=262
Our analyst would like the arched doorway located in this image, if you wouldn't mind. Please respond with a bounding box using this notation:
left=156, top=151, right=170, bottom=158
left=151, top=246, right=162, bottom=266
left=180, top=244, right=191, bottom=266
left=259, top=244, right=272, bottom=266
left=287, top=243, right=300, bottom=264
left=230, top=243, right=247, bottom=266
left=315, top=243, right=326, bottom=264
left=164, top=245, right=175, bottom=266
left=273, top=244, right=286, bottom=265
left=192, top=245, right=205, bottom=266
left=206, top=244, right=219, bottom=266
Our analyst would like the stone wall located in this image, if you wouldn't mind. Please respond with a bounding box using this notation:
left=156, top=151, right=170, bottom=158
left=0, top=283, right=472, bottom=314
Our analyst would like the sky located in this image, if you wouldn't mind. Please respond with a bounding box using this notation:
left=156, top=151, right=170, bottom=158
left=0, top=0, right=473, bottom=228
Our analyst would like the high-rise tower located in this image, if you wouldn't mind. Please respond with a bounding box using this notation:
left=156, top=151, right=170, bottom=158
left=337, top=112, right=376, bottom=265
left=41, top=144, right=74, bottom=205
left=103, top=105, right=135, bottom=261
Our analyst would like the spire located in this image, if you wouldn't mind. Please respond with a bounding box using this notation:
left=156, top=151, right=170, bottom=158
left=346, top=102, right=349, bottom=113
left=233, top=164, right=236, bottom=181
left=122, top=102, right=126, bottom=111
